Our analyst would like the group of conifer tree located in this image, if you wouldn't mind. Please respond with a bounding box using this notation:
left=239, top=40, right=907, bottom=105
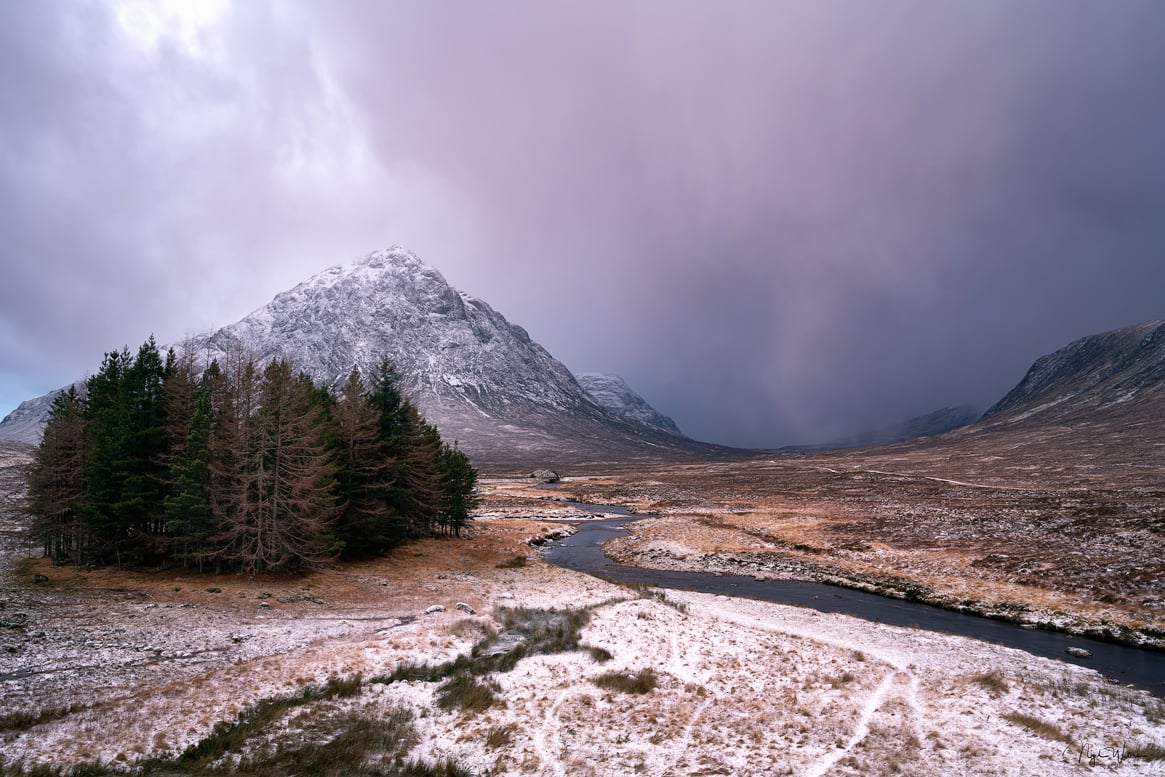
left=27, top=337, right=478, bottom=573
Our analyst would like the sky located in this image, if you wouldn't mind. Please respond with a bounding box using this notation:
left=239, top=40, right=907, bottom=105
left=2, top=1, right=1164, bottom=448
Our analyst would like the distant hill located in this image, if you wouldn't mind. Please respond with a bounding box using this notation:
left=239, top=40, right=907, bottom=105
left=804, top=405, right=982, bottom=451
left=853, top=316, right=1165, bottom=490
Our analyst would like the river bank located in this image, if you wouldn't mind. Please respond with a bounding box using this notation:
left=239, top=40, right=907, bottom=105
left=537, top=459, right=1164, bottom=656
left=4, top=448, right=1165, bottom=775
left=601, top=514, right=1165, bottom=652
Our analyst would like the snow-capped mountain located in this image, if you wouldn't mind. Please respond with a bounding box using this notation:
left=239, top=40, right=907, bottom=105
left=1, top=248, right=708, bottom=467
left=185, top=248, right=708, bottom=465
left=576, top=373, right=685, bottom=437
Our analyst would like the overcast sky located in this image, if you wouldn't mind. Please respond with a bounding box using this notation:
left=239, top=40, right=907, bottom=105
left=3, top=1, right=1164, bottom=447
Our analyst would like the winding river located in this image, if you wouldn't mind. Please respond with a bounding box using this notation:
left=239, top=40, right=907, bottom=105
left=541, top=505, right=1165, bottom=698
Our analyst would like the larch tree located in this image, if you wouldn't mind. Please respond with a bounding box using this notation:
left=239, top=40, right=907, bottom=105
left=28, top=386, right=88, bottom=564
left=164, top=358, right=217, bottom=570
left=217, top=359, right=340, bottom=573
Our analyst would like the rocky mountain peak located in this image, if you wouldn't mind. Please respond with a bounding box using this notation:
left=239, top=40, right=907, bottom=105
left=577, top=373, right=685, bottom=438
left=0, top=248, right=710, bottom=466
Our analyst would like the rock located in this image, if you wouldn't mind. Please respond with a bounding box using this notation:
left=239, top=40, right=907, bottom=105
left=481, top=631, right=526, bottom=658
left=424, top=605, right=446, bottom=615
left=1066, top=646, right=1093, bottom=658
left=497, top=592, right=515, bottom=600
left=528, top=469, right=560, bottom=483
left=32, top=574, right=49, bottom=584
left=455, top=602, right=476, bottom=614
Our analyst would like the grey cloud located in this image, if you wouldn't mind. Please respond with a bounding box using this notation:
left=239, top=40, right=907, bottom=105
left=4, top=2, right=1165, bottom=447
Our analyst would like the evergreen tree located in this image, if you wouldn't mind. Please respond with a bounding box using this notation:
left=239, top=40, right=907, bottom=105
left=27, top=341, right=477, bottom=572
left=438, top=442, right=478, bottom=537
left=368, top=359, right=442, bottom=538
left=331, top=369, right=402, bottom=558
left=80, top=337, right=170, bottom=564
left=28, top=387, right=88, bottom=564
left=82, top=346, right=133, bottom=563
left=118, top=336, right=170, bottom=559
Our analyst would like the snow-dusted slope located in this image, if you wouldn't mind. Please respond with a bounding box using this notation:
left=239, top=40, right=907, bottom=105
left=981, top=316, right=1165, bottom=423
left=0, top=390, right=65, bottom=445
left=192, top=248, right=590, bottom=416
left=184, top=248, right=711, bottom=465
left=2, top=248, right=715, bottom=466
left=576, top=373, right=684, bottom=437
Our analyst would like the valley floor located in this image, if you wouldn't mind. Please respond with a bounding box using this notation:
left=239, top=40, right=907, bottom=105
left=548, top=452, right=1165, bottom=651
left=1, top=450, right=1163, bottom=776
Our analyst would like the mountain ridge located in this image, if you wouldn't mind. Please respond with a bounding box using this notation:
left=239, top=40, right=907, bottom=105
left=981, top=316, right=1165, bottom=424
left=576, top=373, right=685, bottom=437
left=1, top=248, right=719, bottom=467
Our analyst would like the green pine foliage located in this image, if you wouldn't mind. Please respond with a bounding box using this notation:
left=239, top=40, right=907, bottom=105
left=26, top=339, right=478, bottom=573
left=27, top=386, right=88, bottom=565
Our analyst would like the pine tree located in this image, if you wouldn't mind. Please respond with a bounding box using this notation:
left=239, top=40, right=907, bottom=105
left=79, top=338, right=171, bottom=564
left=82, top=346, right=133, bottom=563
left=28, top=340, right=478, bottom=572
left=28, top=387, right=88, bottom=564
left=331, top=369, right=402, bottom=558
left=368, top=359, right=442, bottom=538
left=118, top=336, right=170, bottom=560
left=438, top=442, right=478, bottom=537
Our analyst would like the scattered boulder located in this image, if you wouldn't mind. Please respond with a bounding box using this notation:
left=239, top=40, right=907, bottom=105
left=1066, top=646, right=1093, bottom=658
left=528, top=469, right=560, bottom=483
left=455, top=602, right=476, bottom=614
left=480, top=630, right=526, bottom=658
left=424, top=604, right=446, bottom=615
left=32, top=574, right=49, bottom=584
left=497, top=592, right=515, bottom=600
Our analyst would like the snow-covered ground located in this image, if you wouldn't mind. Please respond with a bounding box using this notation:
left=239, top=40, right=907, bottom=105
left=2, top=455, right=1163, bottom=775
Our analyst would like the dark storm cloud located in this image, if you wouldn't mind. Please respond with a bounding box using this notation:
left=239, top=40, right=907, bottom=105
left=4, top=2, right=1165, bottom=447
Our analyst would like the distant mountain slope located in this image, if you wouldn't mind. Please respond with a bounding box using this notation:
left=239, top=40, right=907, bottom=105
left=856, top=315, right=1165, bottom=491
left=0, top=392, right=62, bottom=445
left=1, top=248, right=727, bottom=467
left=807, top=405, right=981, bottom=451
left=981, top=317, right=1165, bottom=424
left=576, top=373, right=685, bottom=437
